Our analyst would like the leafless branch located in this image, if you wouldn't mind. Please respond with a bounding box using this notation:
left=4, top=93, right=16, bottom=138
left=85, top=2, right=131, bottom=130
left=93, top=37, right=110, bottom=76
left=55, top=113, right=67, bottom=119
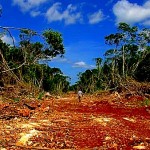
left=2, top=61, right=26, bottom=73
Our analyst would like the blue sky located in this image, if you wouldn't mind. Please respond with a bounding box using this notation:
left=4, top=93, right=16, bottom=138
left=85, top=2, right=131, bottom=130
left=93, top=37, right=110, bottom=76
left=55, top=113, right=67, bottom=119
left=0, top=0, right=150, bottom=84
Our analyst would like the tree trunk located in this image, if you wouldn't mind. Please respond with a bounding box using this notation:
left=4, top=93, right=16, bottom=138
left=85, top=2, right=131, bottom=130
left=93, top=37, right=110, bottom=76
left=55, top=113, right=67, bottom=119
left=0, top=49, right=23, bottom=86
left=122, top=45, right=125, bottom=78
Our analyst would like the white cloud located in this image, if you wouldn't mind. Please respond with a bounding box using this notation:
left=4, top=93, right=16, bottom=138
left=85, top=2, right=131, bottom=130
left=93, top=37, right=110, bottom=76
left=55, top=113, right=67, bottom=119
left=30, top=10, right=41, bottom=17
left=1, top=35, right=16, bottom=45
left=45, top=3, right=81, bottom=25
left=113, top=0, right=150, bottom=25
left=73, top=61, right=95, bottom=68
left=51, top=56, right=69, bottom=63
left=28, top=0, right=48, bottom=6
left=74, top=61, right=86, bottom=67
left=12, top=0, right=49, bottom=12
left=45, top=3, right=62, bottom=22
left=88, top=10, right=104, bottom=24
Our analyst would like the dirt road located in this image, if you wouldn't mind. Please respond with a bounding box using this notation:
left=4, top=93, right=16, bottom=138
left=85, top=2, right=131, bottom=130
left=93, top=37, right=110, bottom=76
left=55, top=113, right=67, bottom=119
left=0, top=93, right=150, bottom=149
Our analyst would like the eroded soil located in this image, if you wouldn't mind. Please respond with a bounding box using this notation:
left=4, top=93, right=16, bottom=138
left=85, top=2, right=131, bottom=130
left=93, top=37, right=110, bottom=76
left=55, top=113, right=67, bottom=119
left=0, top=93, right=150, bottom=150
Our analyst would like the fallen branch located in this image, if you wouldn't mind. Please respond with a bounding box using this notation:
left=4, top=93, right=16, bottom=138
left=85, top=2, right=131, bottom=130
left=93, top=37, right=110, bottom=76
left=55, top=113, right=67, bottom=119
left=12, top=145, right=52, bottom=150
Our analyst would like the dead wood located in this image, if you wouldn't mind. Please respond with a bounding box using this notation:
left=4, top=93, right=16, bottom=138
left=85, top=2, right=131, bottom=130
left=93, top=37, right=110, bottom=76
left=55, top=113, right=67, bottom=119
left=0, top=115, right=17, bottom=120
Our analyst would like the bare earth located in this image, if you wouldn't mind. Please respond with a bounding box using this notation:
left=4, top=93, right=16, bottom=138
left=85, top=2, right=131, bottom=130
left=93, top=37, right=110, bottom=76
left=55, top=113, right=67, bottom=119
left=0, top=93, right=150, bottom=150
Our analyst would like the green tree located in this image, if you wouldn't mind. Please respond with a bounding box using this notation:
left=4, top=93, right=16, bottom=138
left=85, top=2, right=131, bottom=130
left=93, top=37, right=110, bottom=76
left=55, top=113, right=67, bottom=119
left=77, top=23, right=150, bottom=92
left=104, top=23, right=149, bottom=88
left=0, top=26, right=67, bottom=93
left=43, top=29, right=65, bottom=58
left=135, top=48, right=150, bottom=82
left=93, top=57, right=102, bottom=80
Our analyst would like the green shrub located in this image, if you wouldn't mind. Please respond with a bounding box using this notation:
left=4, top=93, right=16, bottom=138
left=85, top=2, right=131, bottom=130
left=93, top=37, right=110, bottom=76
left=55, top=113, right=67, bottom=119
left=142, top=99, right=150, bottom=106
left=38, top=92, right=44, bottom=100
left=13, top=97, right=20, bottom=102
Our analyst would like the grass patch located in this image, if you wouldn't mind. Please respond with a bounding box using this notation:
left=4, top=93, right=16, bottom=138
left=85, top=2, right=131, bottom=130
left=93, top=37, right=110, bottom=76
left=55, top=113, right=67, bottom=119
left=37, top=92, right=44, bottom=100
left=13, top=97, right=20, bottom=102
left=142, top=98, right=150, bottom=106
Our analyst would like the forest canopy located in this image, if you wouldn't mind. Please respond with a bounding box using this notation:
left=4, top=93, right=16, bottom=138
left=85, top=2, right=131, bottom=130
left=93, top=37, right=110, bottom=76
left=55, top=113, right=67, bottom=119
left=0, top=26, right=70, bottom=94
left=0, top=22, right=150, bottom=95
left=75, top=23, right=150, bottom=93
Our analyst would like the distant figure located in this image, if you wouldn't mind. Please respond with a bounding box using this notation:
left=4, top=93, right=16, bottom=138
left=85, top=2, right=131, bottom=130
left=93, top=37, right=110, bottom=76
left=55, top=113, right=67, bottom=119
left=78, top=90, right=83, bottom=102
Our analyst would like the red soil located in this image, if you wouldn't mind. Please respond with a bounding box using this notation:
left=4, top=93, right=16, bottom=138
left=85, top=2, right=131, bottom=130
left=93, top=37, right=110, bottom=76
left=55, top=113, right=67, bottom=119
left=0, top=93, right=150, bottom=149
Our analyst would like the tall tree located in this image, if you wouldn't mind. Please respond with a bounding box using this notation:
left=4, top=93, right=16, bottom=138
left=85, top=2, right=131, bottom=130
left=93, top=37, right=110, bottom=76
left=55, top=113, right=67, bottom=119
left=93, top=57, right=102, bottom=79
left=0, top=27, right=66, bottom=93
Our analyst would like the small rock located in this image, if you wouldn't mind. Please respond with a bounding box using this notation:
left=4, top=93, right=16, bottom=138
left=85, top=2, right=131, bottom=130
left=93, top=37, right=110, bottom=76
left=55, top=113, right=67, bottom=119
left=105, top=136, right=111, bottom=141
left=44, top=92, right=52, bottom=98
left=43, top=106, right=50, bottom=112
left=18, top=108, right=30, bottom=117
left=56, top=96, right=61, bottom=99
left=5, top=130, right=10, bottom=134
left=1, top=148, right=7, bottom=150
left=133, top=145, right=146, bottom=149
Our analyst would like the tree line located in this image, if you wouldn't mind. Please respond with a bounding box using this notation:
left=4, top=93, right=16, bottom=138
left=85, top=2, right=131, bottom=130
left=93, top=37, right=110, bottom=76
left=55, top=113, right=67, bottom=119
left=73, top=23, right=150, bottom=93
left=0, top=27, right=70, bottom=94
left=0, top=22, right=150, bottom=95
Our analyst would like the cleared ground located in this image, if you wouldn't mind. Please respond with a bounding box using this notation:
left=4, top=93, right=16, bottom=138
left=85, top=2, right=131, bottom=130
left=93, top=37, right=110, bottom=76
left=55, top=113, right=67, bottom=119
left=0, top=93, right=150, bottom=149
